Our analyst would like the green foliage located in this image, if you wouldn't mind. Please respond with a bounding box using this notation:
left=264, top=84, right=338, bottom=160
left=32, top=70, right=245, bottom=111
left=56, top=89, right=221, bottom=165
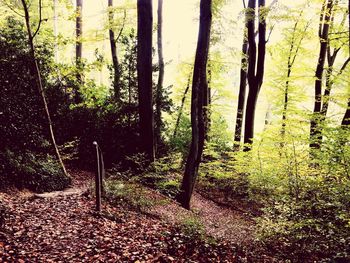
left=233, top=125, right=350, bottom=261
left=0, top=150, right=71, bottom=193
left=180, top=216, right=205, bottom=240
left=157, top=180, right=180, bottom=199
left=199, top=151, right=249, bottom=199
left=105, top=179, right=155, bottom=212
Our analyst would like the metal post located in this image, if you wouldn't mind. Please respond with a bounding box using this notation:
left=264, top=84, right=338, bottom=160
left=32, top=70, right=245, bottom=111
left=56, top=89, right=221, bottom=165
left=99, top=147, right=105, bottom=195
left=93, top=141, right=101, bottom=212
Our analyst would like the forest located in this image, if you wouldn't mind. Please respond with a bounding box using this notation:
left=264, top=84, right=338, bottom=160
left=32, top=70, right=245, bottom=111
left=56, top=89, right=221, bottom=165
left=0, top=0, right=349, bottom=262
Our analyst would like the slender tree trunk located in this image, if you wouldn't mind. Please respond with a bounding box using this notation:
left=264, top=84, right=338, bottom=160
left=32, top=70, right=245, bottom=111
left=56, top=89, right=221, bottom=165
left=243, top=0, right=266, bottom=151
left=178, top=0, right=212, bottom=210
left=137, top=0, right=155, bottom=163
left=173, top=72, right=191, bottom=139
left=204, top=60, right=211, bottom=141
left=342, top=97, right=350, bottom=126
left=53, top=0, right=58, bottom=62
left=233, top=3, right=249, bottom=151
left=155, top=0, right=164, bottom=154
left=75, top=0, right=83, bottom=103
left=310, top=0, right=333, bottom=151
left=108, top=0, right=121, bottom=100
left=20, top=0, right=68, bottom=177
left=76, top=0, right=82, bottom=64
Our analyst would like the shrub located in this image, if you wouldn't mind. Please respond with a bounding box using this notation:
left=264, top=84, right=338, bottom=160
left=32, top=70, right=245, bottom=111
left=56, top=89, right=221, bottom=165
left=0, top=150, right=71, bottom=193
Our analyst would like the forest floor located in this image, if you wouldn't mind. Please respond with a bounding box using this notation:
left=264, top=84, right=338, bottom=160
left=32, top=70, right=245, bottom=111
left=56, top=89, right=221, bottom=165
left=0, top=170, right=276, bottom=262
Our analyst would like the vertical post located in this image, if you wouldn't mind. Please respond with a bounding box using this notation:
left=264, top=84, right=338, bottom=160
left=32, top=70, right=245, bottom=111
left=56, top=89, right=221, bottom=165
left=99, top=146, right=105, bottom=195
left=93, top=141, right=101, bottom=212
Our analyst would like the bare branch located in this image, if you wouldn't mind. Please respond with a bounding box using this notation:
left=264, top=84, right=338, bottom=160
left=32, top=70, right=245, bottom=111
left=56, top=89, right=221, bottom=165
left=115, top=9, right=127, bottom=43
left=32, top=0, right=43, bottom=39
left=265, top=24, right=275, bottom=43
left=336, top=57, right=350, bottom=77
left=2, top=0, right=24, bottom=17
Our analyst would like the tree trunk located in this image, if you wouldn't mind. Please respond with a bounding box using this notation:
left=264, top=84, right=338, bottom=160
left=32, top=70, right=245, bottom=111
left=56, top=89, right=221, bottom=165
left=281, top=15, right=308, bottom=141
left=155, top=0, right=164, bottom=155
left=20, top=0, right=68, bottom=177
left=342, top=97, right=350, bottom=126
left=108, top=0, right=121, bottom=101
left=137, top=0, right=155, bottom=163
left=243, top=0, right=266, bottom=151
left=310, top=0, right=333, bottom=151
left=75, top=0, right=83, bottom=103
left=53, top=0, right=58, bottom=62
left=173, top=72, right=191, bottom=139
left=178, top=0, right=212, bottom=210
left=76, top=0, right=82, bottom=62
left=233, top=3, right=249, bottom=151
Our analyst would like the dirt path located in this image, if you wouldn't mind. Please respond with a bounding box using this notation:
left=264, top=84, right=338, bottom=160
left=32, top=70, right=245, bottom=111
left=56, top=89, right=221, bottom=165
left=149, top=191, right=255, bottom=246
left=0, top=170, right=271, bottom=262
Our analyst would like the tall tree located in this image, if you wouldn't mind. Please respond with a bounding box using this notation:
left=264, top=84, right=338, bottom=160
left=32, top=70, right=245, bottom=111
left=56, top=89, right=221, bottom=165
left=243, top=0, right=267, bottom=151
left=108, top=0, right=121, bottom=100
left=281, top=12, right=310, bottom=141
left=53, top=0, right=58, bottom=62
left=309, top=0, right=333, bottom=151
left=155, top=0, right=164, bottom=154
left=76, top=0, right=82, bottom=65
left=319, top=5, right=350, bottom=137
left=178, top=0, right=212, bottom=210
left=137, top=0, right=155, bottom=163
left=20, top=0, right=68, bottom=177
left=75, top=0, right=83, bottom=102
left=233, top=0, right=249, bottom=150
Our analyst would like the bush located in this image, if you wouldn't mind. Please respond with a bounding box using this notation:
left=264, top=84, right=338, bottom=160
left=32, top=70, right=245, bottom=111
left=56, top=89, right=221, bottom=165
left=237, top=126, right=350, bottom=262
left=0, top=150, right=71, bottom=193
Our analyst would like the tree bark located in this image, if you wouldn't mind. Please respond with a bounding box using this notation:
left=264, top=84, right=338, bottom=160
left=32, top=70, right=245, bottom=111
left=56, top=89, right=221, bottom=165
left=310, top=0, right=333, bottom=151
left=76, top=0, right=82, bottom=63
left=178, top=0, right=212, bottom=210
left=233, top=2, right=249, bottom=151
left=155, top=0, right=164, bottom=155
left=137, top=0, right=155, bottom=163
left=243, top=0, right=266, bottom=151
left=173, top=72, right=191, bottom=139
left=75, top=0, right=83, bottom=103
left=108, top=0, right=121, bottom=101
left=20, top=0, right=68, bottom=177
left=342, top=97, right=350, bottom=126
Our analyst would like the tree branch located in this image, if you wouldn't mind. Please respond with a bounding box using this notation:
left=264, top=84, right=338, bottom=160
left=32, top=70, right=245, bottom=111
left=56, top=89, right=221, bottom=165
left=32, top=0, right=43, bottom=39
left=115, top=9, right=127, bottom=43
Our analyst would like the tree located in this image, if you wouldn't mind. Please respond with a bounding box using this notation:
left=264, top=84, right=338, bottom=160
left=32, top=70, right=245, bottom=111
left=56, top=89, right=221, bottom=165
left=76, top=0, right=82, bottom=64
left=310, top=0, right=349, bottom=152
left=309, top=0, right=333, bottom=151
left=178, top=0, right=212, bottom=210
left=137, top=0, right=155, bottom=163
left=155, top=0, right=164, bottom=154
left=20, top=0, right=68, bottom=177
left=280, top=11, right=310, bottom=142
left=75, top=0, right=83, bottom=102
left=53, top=0, right=58, bottom=62
left=233, top=1, right=249, bottom=150
left=173, top=70, right=192, bottom=139
left=243, top=0, right=267, bottom=151
left=108, top=0, right=123, bottom=101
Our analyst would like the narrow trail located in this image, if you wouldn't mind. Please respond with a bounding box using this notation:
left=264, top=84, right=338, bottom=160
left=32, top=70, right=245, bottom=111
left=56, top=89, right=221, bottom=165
left=0, top=170, right=271, bottom=262
left=150, top=191, right=255, bottom=246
